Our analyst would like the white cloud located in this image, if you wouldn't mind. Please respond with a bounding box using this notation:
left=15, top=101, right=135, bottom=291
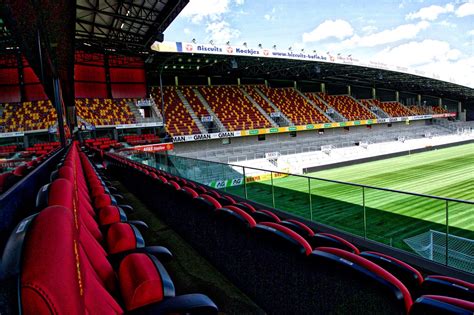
left=416, top=56, right=474, bottom=88
left=373, top=39, right=461, bottom=67
left=181, top=0, right=232, bottom=23
left=362, top=25, right=378, bottom=34
left=438, top=20, right=456, bottom=28
left=264, top=7, right=276, bottom=21
left=205, top=21, right=241, bottom=44
left=406, top=3, right=454, bottom=21
left=469, top=29, right=474, bottom=35
left=330, top=21, right=430, bottom=49
left=183, top=28, right=192, bottom=35
left=455, top=1, right=474, bottom=17
left=235, top=0, right=245, bottom=4
left=302, top=19, right=354, bottom=42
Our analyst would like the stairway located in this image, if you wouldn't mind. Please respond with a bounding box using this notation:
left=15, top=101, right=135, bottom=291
left=313, top=94, right=347, bottom=122
left=176, top=90, right=208, bottom=134
left=127, top=100, right=143, bottom=120
left=240, top=87, right=278, bottom=128
left=254, top=87, right=294, bottom=126
left=294, top=89, right=335, bottom=122
left=349, top=96, right=382, bottom=119
left=192, top=88, right=227, bottom=132
left=370, top=102, right=390, bottom=119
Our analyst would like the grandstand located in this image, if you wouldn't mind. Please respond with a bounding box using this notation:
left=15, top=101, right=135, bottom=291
left=0, top=0, right=473, bottom=314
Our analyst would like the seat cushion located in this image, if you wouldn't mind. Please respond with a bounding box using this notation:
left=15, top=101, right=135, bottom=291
left=119, top=253, right=175, bottom=311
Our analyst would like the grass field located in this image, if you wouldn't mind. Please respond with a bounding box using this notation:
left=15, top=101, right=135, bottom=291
left=225, top=143, right=474, bottom=270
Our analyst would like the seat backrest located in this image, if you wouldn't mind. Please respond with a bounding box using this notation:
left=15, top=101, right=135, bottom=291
left=21, top=206, right=84, bottom=315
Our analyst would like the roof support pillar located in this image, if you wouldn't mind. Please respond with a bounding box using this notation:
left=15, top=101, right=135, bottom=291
left=207, top=76, right=212, bottom=86
left=371, top=87, right=376, bottom=99
left=175, top=76, right=179, bottom=86
left=320, top=83, right=325, bottom=93
left=395, top=91, right=399, bottom=102
left=347, top=85, right=351, bottom=96
left=53, top=77, right=66, bottom=147
left=417, top=94, right=422, bottom=106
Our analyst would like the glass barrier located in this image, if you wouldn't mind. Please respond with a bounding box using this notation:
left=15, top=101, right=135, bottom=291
left=274, top=173, right=311, bottom=220
left=245, top=168, right=274, bottom=209
left=119, top=152, right=474, bottom=273
left=365, top=188, right=446, bottom=255
left=310, top=178, right=365, bottom=238
left=446, top=199, right=474, bottom=273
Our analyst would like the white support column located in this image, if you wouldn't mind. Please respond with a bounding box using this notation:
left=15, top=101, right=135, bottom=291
left=237, top=78, right=241, bottom=86
left=395, top=91, right=400, bottom=102
left=175, top=76, right=179, bottom=86
left=294, top=81, right=297, bottom=89
left=417, top=94, right=422, bottom=105
left=347, top=85, right=351, bottom=96
left=438, top=98, right=442, bottom=108
left=320, top=83, right=326, bottom=93
left=207, top=77, right=212, bottom=86
left=371, top=87, right=376, bottom=99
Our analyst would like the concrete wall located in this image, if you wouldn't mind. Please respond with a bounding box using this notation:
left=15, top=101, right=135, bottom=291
left=172, top=120, right=428, bottom=156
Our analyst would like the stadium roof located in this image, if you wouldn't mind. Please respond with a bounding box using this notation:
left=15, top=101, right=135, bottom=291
left=148, top=51, right=474, bottom=102
left=75, top=0, right=189, bottom=51
left=0, top=0, right=187, bottom=103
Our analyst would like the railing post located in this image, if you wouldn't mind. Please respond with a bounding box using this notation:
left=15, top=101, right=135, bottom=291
left=308, top=177, right=313, bottom=221
left=363, top=186, right=367, bottom=240
left=271, top=171, right=275, bottom=208
left=445, top=200, right=449, bottom=266
left=243, top=167, right=248, bottom=200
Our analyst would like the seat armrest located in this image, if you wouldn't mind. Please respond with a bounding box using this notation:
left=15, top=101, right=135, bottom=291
left=108, top=246, right=173, bottom=267
left=128, top=220, right=149, bottom=230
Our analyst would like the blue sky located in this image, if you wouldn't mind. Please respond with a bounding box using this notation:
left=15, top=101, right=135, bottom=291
left=164, top=0, right=474, bottom=87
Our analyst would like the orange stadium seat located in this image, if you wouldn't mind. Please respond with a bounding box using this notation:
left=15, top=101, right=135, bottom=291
left=75, top=98, right=136, bottom=126
left=360, top=99, right=413, bottom=117
left=259, top=87, right=329, bottom=125
left=0, top=100, right=57, bottom=132
left=179, top=86, right=211, bottom=120
left=241, top=85, right=275, bottom=115
left=151, top=86, right=200, bottom=136
left=198, top=85, right=272, bottom=131
left=430, top=106, right=448, bottom=114
left=318, top=93, right=376, bottom=121
left=407, top=105, right=430, bottom=115
left=304, top=92, right=329, bottom=112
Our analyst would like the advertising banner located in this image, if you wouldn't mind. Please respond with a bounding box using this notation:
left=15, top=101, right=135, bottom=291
left=122, top=143, right=174, bottom=152
left=172, top=131, right=241, bottom=143
left=208, top=177, right=244, bottom=189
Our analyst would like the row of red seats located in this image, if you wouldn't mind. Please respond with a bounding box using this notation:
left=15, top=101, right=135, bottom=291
left=0, top=145, right=18, bottom=154
left=24, top=141, right=61, bottom=156
left=1, top=143, right=218, bottom=314
left=105, top=153, right=474, bottom=314
left=0, top=148, right=59, bottom=194
left=123, top=134, right=160, bottom=146
left=84, top=137, right=123, bottom=150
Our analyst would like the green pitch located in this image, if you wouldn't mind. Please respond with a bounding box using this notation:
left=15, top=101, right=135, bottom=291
left=226, top=143, right=474, bottom=253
